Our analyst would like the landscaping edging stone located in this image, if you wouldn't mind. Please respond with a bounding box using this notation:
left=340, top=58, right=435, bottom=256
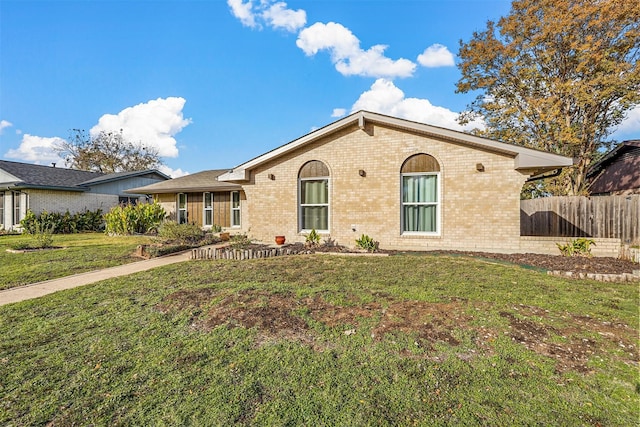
left=547, top=269, right=640, bottom=282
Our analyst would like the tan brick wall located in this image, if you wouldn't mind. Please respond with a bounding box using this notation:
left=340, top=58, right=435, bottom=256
left=242, top=123, right=530, bottom=251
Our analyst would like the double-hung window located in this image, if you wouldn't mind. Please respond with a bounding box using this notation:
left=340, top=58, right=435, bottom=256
left=203, top=192, right=213, bottom=227
left=13, top=192, right=22, bottom=226
left=401, top=154, right=440, bottom=234
left=299, top=160, right=329, bottom=232
left=231, top=191, right=241, bottom=227
left=0, top=192, right=4, bottom=227
left=177, top=193, right=187, bottom=224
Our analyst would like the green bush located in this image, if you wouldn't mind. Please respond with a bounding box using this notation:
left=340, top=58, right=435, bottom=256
left=557, top=238, right=595, bottom=257
left=355, top=234, right=379, bottom=252
left=20, top=209, right=104, bottom=234
left=104, top=202, right=166, bottom=235
left=156, top=221, right=205, bottom=245
left=305, top=229, right=321, bottom=247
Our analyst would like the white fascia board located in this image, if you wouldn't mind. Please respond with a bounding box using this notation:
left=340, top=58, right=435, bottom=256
left=218, top=169, right=249, bottom=182
left=514, top=151, right=574, bottom=170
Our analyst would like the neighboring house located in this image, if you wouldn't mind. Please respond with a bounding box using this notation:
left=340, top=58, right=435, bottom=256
left=216, top=111, right=573, bottom=252
left=587, top=140, right=640, bottom=196
left=125, top=169, right=243, bottom=230
left=0, top=160, right=169, bottom=230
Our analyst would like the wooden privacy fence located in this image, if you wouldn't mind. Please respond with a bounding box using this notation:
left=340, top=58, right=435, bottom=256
left=520, top=195, right=640, bottom=244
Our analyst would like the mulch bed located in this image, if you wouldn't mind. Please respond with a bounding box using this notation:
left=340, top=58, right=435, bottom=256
left=244, top=242, right=639, bottom=275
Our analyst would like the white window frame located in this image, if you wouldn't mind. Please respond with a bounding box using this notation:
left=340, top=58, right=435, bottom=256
left=13, top=191, right=22, bottom=226
left=177, top=193, right=187, bottom=224
left=230, top=191, right=241, bottom=228
left=400, top=172, right=441, bottom=236
left=299, top=176, right=330, bottom=233
left=203, top=192, right=213, bottom=227
left=0, top=192, right=4, bottom=228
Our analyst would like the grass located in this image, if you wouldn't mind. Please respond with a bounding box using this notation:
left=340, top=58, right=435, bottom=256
left=0, top=233, right=152, bottom=290
left=0, top=254, right=638, bottom=425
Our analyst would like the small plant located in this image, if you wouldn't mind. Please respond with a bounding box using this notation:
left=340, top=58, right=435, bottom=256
left=557, top=238, right=595, bottom=257
left=305, top=229, right=321, bottom=247
left=32, top=222, right=55, bottom=248
left=230, top=233, right=251, bottom=249
left=8, top=240, right=33, bottom=250
left=211, top=224, right=222, bottom=233
left=355, top=234, right=379, bottom=252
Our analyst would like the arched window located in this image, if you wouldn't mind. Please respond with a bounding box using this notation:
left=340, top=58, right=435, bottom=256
left=299, top=160, right=329, bottom=232
left=401, top=154, right=440, bottom=234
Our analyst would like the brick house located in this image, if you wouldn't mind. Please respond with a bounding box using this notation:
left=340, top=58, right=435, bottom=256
left=587, top=140, right=640, bottom=196
left=125, top=169, right=243, bottom=230
left=0, top=160, right=169, bottom=230
left=216, top=111, right=574, bottom=252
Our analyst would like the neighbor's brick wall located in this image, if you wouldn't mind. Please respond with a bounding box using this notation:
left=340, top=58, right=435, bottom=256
left=27, top=189, right=119, bottom=215
left=241, top=123, right=530, bottom=252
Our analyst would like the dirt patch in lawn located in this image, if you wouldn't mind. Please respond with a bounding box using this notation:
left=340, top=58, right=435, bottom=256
left=156, top=290, right=638, bottom=373
left=430, top=251, right=638, bottom=275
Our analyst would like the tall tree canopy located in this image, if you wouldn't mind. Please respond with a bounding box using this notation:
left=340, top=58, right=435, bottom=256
left=55, top=129, right=163, bottom=173
left=456, top=0, right=640, bottom=196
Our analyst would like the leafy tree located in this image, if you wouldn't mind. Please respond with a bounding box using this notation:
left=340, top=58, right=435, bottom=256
left=55, top=129, right=162, bottom=173
left=456, top=0, right=640, bottom=196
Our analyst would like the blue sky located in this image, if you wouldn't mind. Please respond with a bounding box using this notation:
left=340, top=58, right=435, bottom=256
left=1, top=0, right=638, bottom=177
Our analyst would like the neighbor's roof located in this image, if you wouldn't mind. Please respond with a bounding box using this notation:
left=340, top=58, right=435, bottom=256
left=218, top=110, right=574, bottom=182
left=0, top=160, right=170, bottom=192
left=0, top=160, right=102, bottom=191
left=125, top=169, right=242, bottom=194
left=80, top=169, right=170, bottom=186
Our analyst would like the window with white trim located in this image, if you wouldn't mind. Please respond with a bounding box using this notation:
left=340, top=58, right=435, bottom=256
left=13, top=191, right=22, bottom=226
left=177, top=193, right=187, bottom=224
left=401, top=154, right=440, bottom=234
left=231, top=191, right=241, bottom=227
left=0, top=192, right=4, bottom=227
left=203, top=192, right=213, bottom=227
left=299, top=160, right=329, bottom=232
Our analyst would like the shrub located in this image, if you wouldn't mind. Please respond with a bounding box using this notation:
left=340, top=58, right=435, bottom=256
left=156, top=221, right=205, bottom=245
left=104, top=202, right=165, bottom=235
left=32, top=222, right=55, bottom=248
left=355, top=234, right=379, bottom=252
left=20, top=209, right=104, bottom=234
left=557, top=238, right=595, bottom=257
left=305, top=229, right=321, bottom=247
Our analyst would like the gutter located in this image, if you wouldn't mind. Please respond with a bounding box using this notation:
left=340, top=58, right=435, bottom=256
left=525, top=168, right=563, bottom=183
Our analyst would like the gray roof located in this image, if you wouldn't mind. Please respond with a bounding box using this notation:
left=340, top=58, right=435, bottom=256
left=0, top=160, right=102, bottom=191
left=125, top=169, right=241, bottom=194
left=80, top=169, right=170, bottom=186
left=0, top=160, right=169, bottom=192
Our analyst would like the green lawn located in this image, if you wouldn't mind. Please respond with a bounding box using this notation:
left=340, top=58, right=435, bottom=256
left=0, top=233, right=152, bottom=290
left=1, top=254, right=637, bottom=425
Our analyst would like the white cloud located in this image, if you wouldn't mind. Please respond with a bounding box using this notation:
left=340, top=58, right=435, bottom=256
left=227, top=0, right=305, bottom=32
left=4, top=134, right=66, bottom=165
left=158, top=164, right=189, bottom=179
left=227, top=0, right=257, bottom=28
left=0, top=120, right=12, bottom=134
left=90, top=97, right=191, bottom=158
left=331, top=108, right=347, bottom=118
left=350, top=79, right=484, bottom=132
left=611, top=104, right=640, bottom=139
left=417, top=44, right=455, bottom=68
left=262, top=2, right=306, bottom=32
left=297, top=22, right=416, bottom=78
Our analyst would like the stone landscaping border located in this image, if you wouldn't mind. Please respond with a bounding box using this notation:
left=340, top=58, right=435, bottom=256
left=547, top=269, right=640, bottom=282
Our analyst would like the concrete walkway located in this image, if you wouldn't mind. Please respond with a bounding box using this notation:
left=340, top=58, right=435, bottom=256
left=0, top=250, right=196, bottom=307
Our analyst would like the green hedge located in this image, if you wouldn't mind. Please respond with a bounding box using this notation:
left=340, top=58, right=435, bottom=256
left=104, top=202, right=166, bottom=235
left=20, top=209, right=104, bottom=234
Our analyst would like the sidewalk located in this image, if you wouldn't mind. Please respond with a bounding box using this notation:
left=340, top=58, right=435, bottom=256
left=0, top=250, right=195, bottom=307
